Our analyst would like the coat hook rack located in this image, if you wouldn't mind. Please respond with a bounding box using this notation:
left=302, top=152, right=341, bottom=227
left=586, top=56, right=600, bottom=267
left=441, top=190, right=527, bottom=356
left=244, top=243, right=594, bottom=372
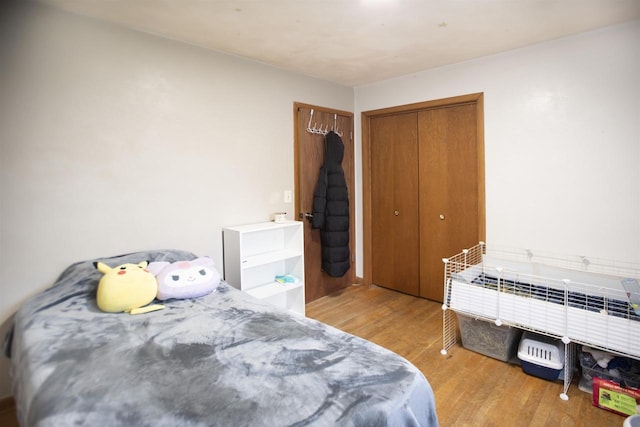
left=306, top=109, right=343, bottom=137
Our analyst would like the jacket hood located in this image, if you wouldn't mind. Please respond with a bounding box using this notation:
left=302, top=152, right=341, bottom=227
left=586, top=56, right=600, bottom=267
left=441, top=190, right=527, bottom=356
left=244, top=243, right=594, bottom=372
left=325, top=131, right=344, bottom=164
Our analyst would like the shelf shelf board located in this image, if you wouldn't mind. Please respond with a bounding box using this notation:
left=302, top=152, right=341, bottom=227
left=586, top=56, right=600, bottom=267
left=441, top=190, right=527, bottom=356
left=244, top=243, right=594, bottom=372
left=245, top=281, right=303, bottom=300
left=241, top=249, right=302, bottom=269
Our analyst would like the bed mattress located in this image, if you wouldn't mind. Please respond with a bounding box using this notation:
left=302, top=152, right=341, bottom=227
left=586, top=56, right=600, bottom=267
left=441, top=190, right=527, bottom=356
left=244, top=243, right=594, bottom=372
left=6, top=250, right=438, bottom=427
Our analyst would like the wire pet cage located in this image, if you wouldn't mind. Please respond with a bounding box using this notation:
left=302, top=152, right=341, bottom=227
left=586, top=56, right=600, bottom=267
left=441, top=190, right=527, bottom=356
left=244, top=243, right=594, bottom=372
left=441, top=242, right=640, bottom=400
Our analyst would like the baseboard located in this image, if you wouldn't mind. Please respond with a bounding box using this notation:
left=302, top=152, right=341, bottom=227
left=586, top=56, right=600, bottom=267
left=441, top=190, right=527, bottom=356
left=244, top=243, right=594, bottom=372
left=0, top=396, right=15, bottom=414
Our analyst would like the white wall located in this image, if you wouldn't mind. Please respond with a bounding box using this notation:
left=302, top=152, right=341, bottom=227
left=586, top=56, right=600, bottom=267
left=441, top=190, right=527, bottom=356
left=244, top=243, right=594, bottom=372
left=354, top=20, right=640, bottom=274
left=0, top=1, right=353, bottom=398
left=1, top=0, right=638, bottom=402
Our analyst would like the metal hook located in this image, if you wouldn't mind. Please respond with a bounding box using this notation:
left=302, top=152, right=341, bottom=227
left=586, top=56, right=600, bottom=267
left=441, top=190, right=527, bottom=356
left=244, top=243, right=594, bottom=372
left=307, top=109, right=316, bottom=134
left=332, top=114, right=343, bottom=137
left=306, top=109, right=343, bottom=137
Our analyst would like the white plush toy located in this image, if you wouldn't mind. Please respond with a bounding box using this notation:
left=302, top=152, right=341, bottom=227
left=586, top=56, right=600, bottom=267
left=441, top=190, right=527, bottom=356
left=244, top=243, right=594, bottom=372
left=147, top=257, right=220, bottom=301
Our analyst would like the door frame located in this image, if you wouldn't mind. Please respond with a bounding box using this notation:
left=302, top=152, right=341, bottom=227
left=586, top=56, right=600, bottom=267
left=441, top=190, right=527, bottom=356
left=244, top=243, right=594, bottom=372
left=293, top=102, right=356, bottom=299
left=361, top=93, right=486, bottom=288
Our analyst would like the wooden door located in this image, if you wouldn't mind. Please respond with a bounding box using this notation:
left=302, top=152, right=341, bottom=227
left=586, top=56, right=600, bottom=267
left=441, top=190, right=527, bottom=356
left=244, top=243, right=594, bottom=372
left=370, top=113, right=420, bottom=296
left=418, top=104, right=480, bottom=301
left=363, top=93, right=485, bottom=303
left=294, top=103, right=355, bottom=303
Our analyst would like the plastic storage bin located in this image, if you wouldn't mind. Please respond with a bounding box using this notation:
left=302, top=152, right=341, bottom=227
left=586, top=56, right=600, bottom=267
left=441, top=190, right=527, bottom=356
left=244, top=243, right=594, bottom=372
left=517, top=332, right=564, bottom=380
left=579, top=346, right=640, bottom=393
left=457, top=313, right=522, bottom=362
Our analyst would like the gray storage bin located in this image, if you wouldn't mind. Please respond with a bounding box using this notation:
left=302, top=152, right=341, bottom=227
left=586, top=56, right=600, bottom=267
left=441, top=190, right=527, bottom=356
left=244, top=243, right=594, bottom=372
left=457, top=313, right=522, bottom=362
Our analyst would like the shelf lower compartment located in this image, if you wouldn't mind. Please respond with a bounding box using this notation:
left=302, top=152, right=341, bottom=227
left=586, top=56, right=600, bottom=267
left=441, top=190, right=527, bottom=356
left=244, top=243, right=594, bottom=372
left=245, top=281, right=303, bottom=300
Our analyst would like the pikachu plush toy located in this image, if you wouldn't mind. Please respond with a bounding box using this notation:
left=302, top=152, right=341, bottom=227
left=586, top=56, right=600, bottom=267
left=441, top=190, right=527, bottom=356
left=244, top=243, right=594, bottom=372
left=94, top=261, right=164, bottom=314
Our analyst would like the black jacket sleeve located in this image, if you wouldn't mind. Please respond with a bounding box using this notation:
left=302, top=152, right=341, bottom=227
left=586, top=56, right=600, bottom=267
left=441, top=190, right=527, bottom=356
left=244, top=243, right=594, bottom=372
left=311, top=166, right=327, bottom=229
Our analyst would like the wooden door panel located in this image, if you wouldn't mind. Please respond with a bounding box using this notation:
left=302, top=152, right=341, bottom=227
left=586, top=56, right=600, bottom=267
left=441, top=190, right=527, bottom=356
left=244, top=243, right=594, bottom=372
left=364, top=93, right=485, bottom=303
left=370, top=116, right=394, bottom=288
left=418, top=104, right=479, bottom=301
left=295, top=105, right=354, bottom=303
left=371, top=113, right=420, bottom=296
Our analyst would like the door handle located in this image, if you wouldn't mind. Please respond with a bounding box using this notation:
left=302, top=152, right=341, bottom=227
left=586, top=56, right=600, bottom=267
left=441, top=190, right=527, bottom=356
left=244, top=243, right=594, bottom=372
left=299, top=212, right=314, bottom=221
left=439, top=214, right=445, bottom=220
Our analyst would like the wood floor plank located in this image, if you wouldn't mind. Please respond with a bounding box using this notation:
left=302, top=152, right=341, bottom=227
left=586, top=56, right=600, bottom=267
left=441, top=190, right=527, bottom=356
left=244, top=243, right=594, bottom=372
left=306, top=284, right=625, bottom=426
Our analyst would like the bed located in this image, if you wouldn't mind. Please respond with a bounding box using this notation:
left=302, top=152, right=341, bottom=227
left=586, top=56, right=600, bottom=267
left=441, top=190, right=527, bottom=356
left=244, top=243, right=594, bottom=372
left=441, top=242, right=640, bottom=399
left=5, top=250, right=438, bottom=427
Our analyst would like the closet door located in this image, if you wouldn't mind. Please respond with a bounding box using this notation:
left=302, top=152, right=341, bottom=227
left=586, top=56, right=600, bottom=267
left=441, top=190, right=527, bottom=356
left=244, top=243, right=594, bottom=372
left=370, top=113, right=420, bottom=296
left=418, top=103, right=479, bottom=301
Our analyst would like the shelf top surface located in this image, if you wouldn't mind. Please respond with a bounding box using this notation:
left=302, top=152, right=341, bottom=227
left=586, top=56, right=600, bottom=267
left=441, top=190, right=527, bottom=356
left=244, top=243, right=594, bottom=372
left=224, top=220, right=301, bottom=233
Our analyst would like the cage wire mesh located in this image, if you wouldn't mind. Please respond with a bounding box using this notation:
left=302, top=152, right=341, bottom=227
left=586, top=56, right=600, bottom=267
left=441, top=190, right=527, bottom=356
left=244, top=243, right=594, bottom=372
left=441, top=242, right=640, bottom=399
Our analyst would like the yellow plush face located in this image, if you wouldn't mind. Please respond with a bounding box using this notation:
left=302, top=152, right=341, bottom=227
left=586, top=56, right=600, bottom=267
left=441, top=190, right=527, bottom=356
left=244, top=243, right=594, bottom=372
left=95, top=261, right=158, bottom=313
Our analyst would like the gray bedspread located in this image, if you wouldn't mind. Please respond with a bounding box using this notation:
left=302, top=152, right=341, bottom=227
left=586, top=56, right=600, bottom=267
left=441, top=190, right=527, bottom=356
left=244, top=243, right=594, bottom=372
left=7, top=250, right=438, bottom=427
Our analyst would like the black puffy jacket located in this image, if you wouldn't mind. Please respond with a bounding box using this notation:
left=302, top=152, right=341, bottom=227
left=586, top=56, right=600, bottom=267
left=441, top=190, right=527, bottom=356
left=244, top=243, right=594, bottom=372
left=312, top=131, right=350, bottom=277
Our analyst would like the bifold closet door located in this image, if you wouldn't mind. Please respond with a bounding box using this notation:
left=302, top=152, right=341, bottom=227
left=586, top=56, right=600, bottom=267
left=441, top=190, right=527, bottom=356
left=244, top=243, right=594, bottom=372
left=370, top=113, right=420, bottom=296
left=418, top=104, right=480, bottom=301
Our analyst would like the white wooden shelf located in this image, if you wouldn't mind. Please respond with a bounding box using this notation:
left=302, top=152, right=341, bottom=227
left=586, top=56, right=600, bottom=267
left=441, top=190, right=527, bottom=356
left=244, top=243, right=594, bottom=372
left=223, top=220, right=305, bottom=316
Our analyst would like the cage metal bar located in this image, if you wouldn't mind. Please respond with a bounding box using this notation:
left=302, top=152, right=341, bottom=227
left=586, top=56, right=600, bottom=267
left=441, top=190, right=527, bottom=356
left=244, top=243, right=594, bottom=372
left=441, top=243, right=486, bottom=354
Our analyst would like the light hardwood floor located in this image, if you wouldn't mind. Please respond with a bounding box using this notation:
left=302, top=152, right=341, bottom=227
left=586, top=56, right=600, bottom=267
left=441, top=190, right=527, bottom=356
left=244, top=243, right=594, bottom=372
left=306, top=284, right=624, bottom=427
left=0, top=397, right=18, bottom=427
left=1, top=284, right=625, bottom=426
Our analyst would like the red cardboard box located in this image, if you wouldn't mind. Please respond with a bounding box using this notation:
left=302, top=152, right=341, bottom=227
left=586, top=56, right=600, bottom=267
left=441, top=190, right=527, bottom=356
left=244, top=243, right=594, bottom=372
left=593, top=377, right=640, bottom=417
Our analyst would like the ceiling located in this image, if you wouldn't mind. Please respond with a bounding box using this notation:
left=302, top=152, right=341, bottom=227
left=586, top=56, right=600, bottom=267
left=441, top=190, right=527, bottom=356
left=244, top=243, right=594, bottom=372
left=37, top=0, right=640, bottom=87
